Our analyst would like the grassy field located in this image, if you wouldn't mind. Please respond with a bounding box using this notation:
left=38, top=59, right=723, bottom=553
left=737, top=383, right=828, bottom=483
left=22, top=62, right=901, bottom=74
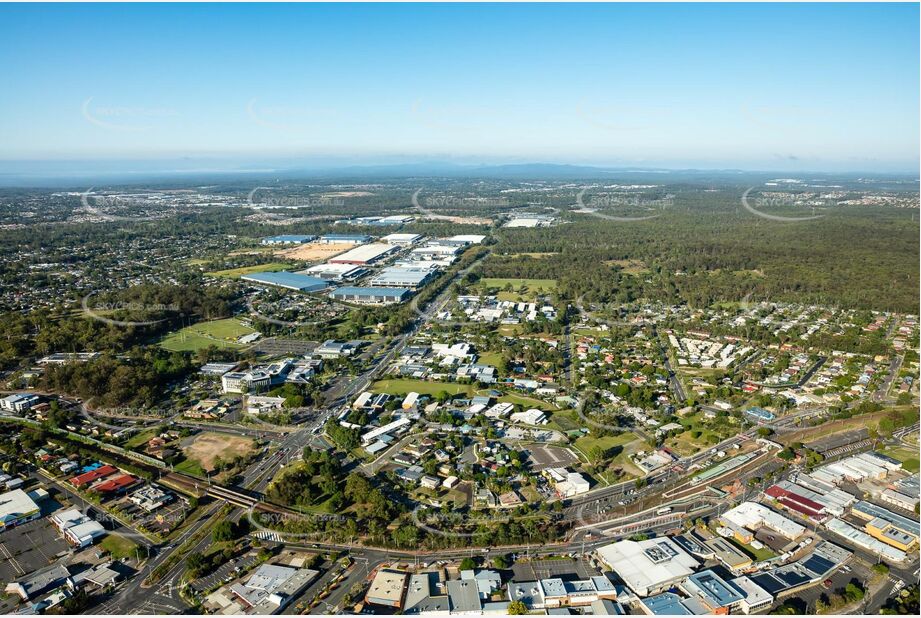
left=371, top=379, right=475, bottom=397
left=174, top=457, right=206, bottom=477
left=574, top=432, right=638, bottom=455
left=123, top=428, right=159, bottom=450
left=477, top=351, right=504, bottom=367
left=879, top=446, right=921, bottom=473
left=159, top=318, right=256, bottom=352
left=480, top=278, right=557, bottom=301
left=498, top=392, right=558, bottom=411
left=204, top=262, right=293, bottom=278
left=100, top=533, right=139, bottom=560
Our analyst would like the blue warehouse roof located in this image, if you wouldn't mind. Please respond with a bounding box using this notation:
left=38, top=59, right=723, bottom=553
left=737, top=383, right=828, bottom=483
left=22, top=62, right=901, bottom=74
left=241, top=271, right=329, bottom=291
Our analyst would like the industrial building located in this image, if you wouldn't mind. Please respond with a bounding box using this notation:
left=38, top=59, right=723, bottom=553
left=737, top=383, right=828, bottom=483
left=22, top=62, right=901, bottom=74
left=369, top=267, right=435, bottom=289
left=329, top=286, right=411, bottom=305
left=301, top=262, right=367, bottom=281
left=381, top=232, right=423, bottom=245
left=328, top=243, right=399, bottom=265
left=824, top=518, right=906, bottom=562
left=241, top=271, right=329, bottom=292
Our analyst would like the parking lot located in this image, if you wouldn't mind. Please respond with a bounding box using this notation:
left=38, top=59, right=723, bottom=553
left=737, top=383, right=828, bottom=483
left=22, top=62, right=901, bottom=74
left=190, top=549, right=260, bottom=593
left=0, top=517, right=70, bottom=584
left=511, top=556, right=599, bottom=582
left=524, top=445, right=579, bottom=470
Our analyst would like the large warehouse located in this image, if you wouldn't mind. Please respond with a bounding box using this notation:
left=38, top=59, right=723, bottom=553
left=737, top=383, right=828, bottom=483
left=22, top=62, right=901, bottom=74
left=329, top=243, right=399, bottom=265
left=330, top=286, right=411, bottom=305
left=369, top=267, right=435, bottom=289
left=301, top=263, right=367, bottom=281
left=241, top=271, right=330, bottom=292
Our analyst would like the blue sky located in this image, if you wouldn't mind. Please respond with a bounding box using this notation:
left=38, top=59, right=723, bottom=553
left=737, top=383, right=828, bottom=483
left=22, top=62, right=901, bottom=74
left=0, top=2, right=918, bottom=172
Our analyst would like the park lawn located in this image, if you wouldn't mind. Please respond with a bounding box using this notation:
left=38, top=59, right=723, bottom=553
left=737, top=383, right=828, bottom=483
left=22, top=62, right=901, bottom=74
left=205, top=262, right=293, bottom=278
left=100, top=533, right=140, bottom=560
left=371, top=379, right=475, bottom=397
left=879, top=446, right=921, bottom=473
left=159, top=318, right=255, bottom=352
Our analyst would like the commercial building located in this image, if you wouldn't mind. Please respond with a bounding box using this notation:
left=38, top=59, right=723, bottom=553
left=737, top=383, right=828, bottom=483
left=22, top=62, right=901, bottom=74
left=0, top=488, right=42, bottom=531
left=329, top=243, right=399, bottom=265
left=5, top=564, right=72, bottom=601
left=70, top=464, right=118, bottom=488
left=678, top=570, right=744, bottom=614
left=824, top=518, right=906, bottom=562
left=128, top=485, right=173, bottom=512
left=200, top=362, right=238, bottom=376
left=403, top=572, right=449, bottom=614
left=330, top=286, right=411, bottom=305
left=851, top=501, right=920, bottom=535
left=719, top=501, right=806, bottom=541
left=765, top=482, right=826, bottom=518
left=704, top=537, right=752, bottom=572
left=749, top=541, right=852, bottom=596
left=729, top=576, right=773, bottom=615
left=879, top=488, right=919, bottom=512
left=539, top=576, right=617, bottom=608
left=220, top=563, right=319, bottom=614
left=315, top=340, right=363, bottom=358
left=261, top=235, right=316, bottom=245
left=361, top=417, right=412, bottom=445
left=301, top=262, right=367, bottom=281
left=0, top=393, right=40, bottom=413
left=366, top=569, right=408, bottom=609
left=596, top=538, right=699, bottom=597
left=638, top=592, right=708, bottom=615
left=241, top=271, right=329, bottom=292
left=50, top=508, right=106, bottom=548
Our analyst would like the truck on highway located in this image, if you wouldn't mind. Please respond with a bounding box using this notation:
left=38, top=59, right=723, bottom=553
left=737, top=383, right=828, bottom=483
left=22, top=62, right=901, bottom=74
left=656, top=507, right=673, bottom=515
